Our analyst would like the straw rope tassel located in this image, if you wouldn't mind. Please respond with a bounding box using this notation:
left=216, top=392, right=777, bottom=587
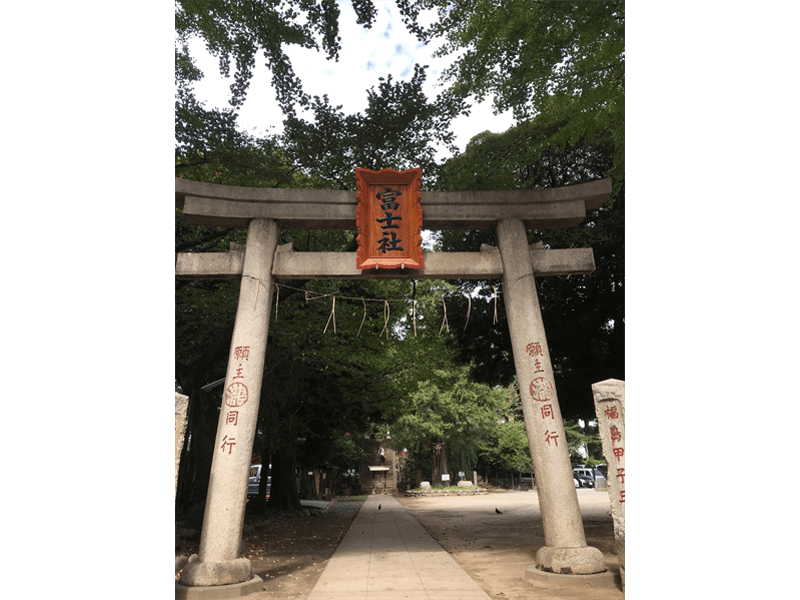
left=463, top=293, right=472, bottom=331
left=439, top=296, right=449, bottom=335
left=323, top=296, right=336, bottom=334
left=379, top=300, right=391, bottom=339
left=357, top=298, right=367, bottom=337
left=493, top=286, right=499, bottom=324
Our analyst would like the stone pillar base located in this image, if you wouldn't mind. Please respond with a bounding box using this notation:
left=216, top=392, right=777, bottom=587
left=526, top=564, right=620, bottom=590
left=175, top=576, right=263, bottom=600
left=178, top=556, right=252, bottom=587
left=534, top=545, right=607, bottom=575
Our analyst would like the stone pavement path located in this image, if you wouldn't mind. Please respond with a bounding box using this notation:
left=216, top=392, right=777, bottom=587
left=305, top=495, right=492, bottom=600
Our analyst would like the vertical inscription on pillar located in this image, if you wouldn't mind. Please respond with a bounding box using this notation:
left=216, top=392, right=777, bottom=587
left=525, top=341, right=562, bottom=450
left=219, top=345, right=251, bottom=454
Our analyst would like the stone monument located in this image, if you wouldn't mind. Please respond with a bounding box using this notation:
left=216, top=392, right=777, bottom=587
left=175, top=392, right=189, bottom=499
left=592, top=378, right=625, bottom=590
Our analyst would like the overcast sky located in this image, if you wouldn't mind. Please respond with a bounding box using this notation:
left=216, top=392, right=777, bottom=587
left=186, top=0, right=515, bottom=160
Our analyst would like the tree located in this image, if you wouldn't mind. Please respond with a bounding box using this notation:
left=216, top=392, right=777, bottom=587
left=174, top=138, right=335, bottom=518
left=175, top=0, right=428, bottom=116
left=431, top=117, right=624, bottom=422
left=174, top=1, right=466, bottom=188
left=562, top=419, right=602, bottom=467
left=391, top=365, right=509, bottom=486
left=256, top=277, right=425, bottom=510
left=490, top=419, right=533, bottom=480
left=282, top=65, right=466, bottom=189
left=422, top=0, right=625, bottom=183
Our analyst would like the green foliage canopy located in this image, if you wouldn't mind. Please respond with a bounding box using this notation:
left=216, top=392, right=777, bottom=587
left=391, top=365, right=512, bottom=476
left=422, top=0, right=625, bottom=181
left=433, top=118, right=624, bottom=421
left=177, top=0, right=360, bottom=113
left=175, top=0, right=625, bottom=503
left=282, top=65, right=466, bottom=189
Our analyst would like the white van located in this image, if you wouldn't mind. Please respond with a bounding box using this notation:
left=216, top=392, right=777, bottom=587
left=573, top=467, right=606, bottom=487
left=248, top=464, right=272, bottom=498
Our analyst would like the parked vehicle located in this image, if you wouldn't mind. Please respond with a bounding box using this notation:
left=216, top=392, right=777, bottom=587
left=248, top=464, right=271, bottom=498
left=522, top=474, right=580, bottom=488
left=573, top=467, right=606, bottom=487
left=574, top=474, right=594, bottom=488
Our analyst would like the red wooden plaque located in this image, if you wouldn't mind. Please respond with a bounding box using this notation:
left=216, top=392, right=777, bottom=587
left=355, top=168, right=424, bottom=270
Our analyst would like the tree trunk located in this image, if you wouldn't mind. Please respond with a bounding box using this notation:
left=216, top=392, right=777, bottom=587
left=177, top=384, right=219, bottom=529
left=268, top=449, right=301, bottom=511
left=430, top=437, right=449, bottom=487
left=175, top=321, right=234, bottom=523
left=299, top=468, right=318, bottom=500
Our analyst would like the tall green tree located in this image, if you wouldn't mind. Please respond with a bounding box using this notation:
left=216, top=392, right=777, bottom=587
left=177, top=0, right=362, bottom=114
left=431, top=117, right=624, bottom=422
left=255, top=276, right=430, bottom=510
left=282, top=65, right=466, bottom=189
left=563, top=419, right=602, bottom=467
left=175, top=0, right=428, bottom=116
left=421, top=0, right=624, bottom=182
left=488, top=419, right=533, bottom=479
left=391, top=365, right=510, bottom=485
left=174, top=1, right=465, bottom=187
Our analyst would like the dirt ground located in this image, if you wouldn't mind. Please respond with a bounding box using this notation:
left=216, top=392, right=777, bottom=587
left=176, top=498, right=366, bottom=599
left=397, top=489, right=623, bottom=600
left=176, top=490, right=623, bottom=599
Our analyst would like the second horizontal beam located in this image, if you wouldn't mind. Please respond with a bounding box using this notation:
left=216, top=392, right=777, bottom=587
left=175, top=245, right=596, bottom=280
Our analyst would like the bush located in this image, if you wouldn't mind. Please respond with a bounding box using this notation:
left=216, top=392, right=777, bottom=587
left=412, top=485, right=478, bottom=492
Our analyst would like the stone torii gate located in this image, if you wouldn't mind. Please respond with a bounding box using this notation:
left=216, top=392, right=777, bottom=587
left=175, top=176, right=612, bottom=594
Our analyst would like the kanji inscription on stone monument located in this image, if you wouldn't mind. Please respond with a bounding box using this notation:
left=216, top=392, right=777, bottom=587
left=355, top=167, right=423, bottom=270
left=592, top=378, right=626, bottom=590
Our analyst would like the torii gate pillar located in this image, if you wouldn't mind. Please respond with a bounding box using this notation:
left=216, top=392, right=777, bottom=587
left=179, top=218, right=279, bottom=589
left=497, top=218, right=606, bottom=575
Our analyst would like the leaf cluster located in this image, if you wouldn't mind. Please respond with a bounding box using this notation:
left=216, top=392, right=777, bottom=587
left=282, top=65, right=466, bottom=190
left=176, top=0, right=348, bottom=113
left=432, top=114, right=623, bottom=421
left=391, top=366, right=511, bottom=474
left=422, top=0, right=625, bottom=183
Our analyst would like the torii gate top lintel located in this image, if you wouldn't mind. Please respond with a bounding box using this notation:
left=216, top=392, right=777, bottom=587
left=175, top=176, right=612, bottom=231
